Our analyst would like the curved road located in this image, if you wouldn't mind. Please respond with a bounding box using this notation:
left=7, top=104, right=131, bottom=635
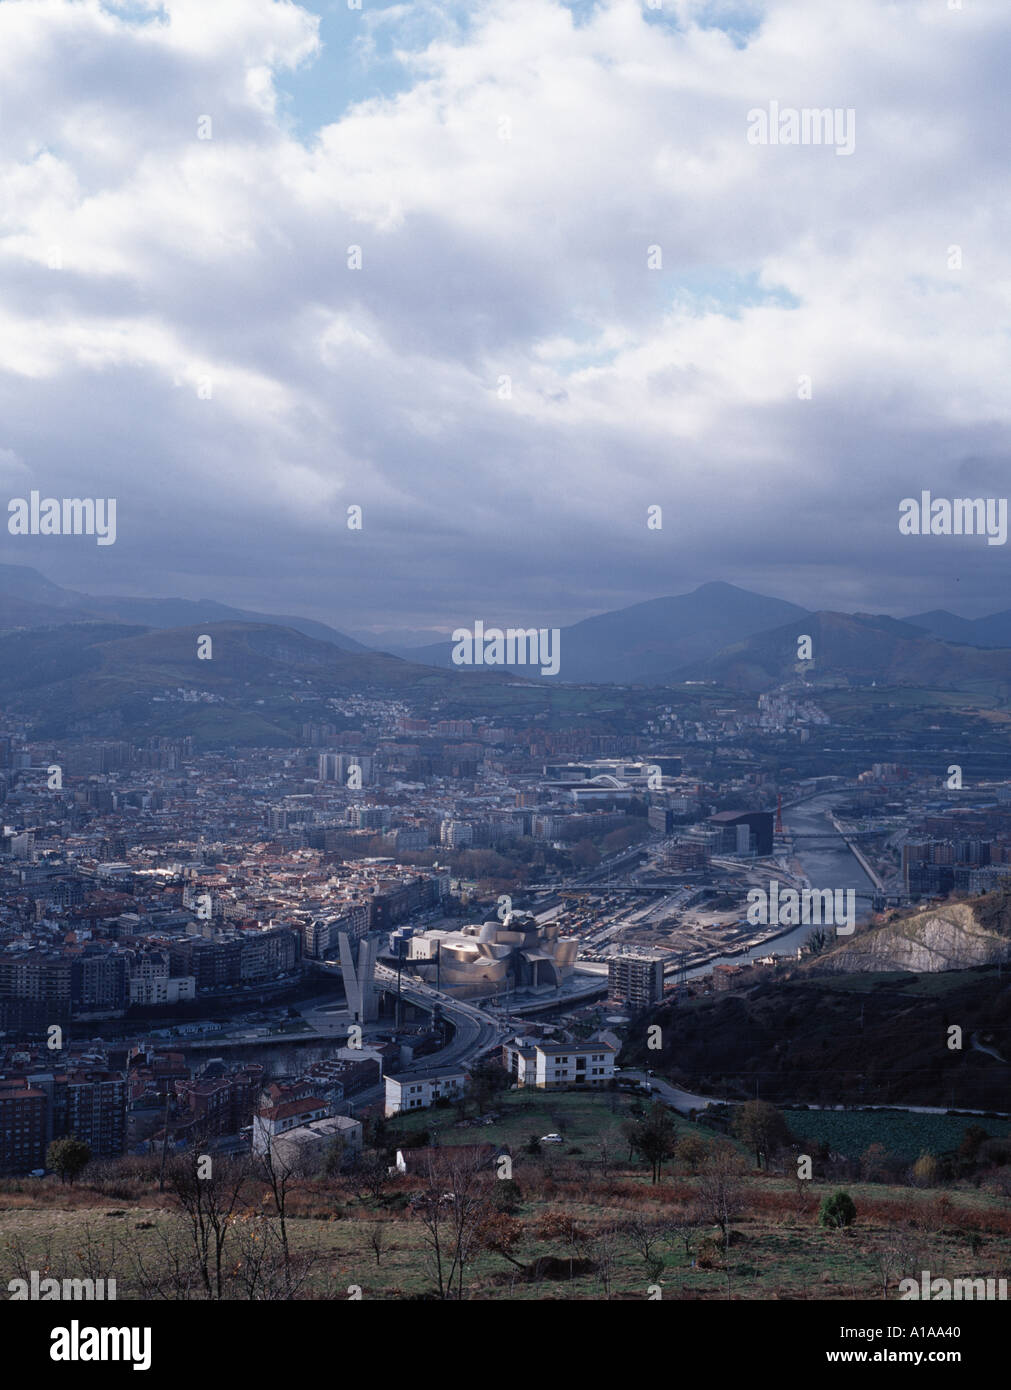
left=619, top=1069, right=1010, bottom=1120
left=342, top=965, right=511, bottom=1113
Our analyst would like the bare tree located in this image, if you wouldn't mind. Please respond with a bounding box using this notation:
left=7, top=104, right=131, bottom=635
left=587, top=1225, right=623, bottom=1300
left=697, top=1142, right=747, bottom=1295
left=165, top=1147, right=250, bottom=1300
left=2, top=1225, right=123, bottom=1294
left=5, top=1231, right=52, bottom=1287
left=350, top=1151, right=392, bottom=1204
left=453, top=1178, right=492, bottom=1300
left=368, top=1222, right=387, bottom=1268
left=123, top=1223, right=207, bottom=1301
left=412, top=1149, right=496, bottom=1300
left=697, top=1144, right=747, bottom=1243
left=868, top=1229, right=927, bottom=1300
left=625, top=1215, right=665, bottom=1281
left=869, top=1238, right=906, bottom=1300
left=537, top=1211, right=589, bottom=1281
left=228, top=1212, right=324, bottom=1301
left=662, top=1204, right=705, bottom=1262
left=252, top=1140, right=315, bottom=1295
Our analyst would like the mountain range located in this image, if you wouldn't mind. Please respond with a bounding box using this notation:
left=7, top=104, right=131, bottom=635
left=0, top=564, right=369, bottom=653
left=0, top=565, right=1010, bottom=700
left=904, top=607, right=1011, bottom=648
left=370, top=583, right=1011, bottom=688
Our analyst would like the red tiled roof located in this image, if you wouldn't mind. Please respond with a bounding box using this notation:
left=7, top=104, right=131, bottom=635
left=255, top=1096, right=327, bottom=1122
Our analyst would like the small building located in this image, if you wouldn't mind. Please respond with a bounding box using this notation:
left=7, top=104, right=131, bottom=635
left=251, top=1095, right=328, bottom=1154
left=384, top=1069, right=469, bottom=1117
left=268, top=1114, right=363, bottom=1170
left=503, top=1037, right=616, bottom=1089
left=712, top=964, right=743, bottom=991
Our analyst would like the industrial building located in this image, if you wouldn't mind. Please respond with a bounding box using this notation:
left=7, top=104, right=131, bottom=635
left=704, top=810, right=774, bottom=856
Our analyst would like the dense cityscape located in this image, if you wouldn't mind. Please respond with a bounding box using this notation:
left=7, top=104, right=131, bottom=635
left=1, top=600, right=1010, bottom=1316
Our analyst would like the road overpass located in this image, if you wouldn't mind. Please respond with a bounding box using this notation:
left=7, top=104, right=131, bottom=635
left=373, top=963, right=510, bottom=1069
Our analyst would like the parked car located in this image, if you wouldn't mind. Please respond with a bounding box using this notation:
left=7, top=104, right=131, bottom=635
left=539, top=1133, right=564, bottom=1144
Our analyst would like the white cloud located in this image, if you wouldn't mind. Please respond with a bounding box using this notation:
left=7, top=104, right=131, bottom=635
left=0, top=0, right=1008, bottom=625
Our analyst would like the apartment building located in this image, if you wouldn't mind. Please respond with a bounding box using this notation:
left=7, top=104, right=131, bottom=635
left=57, top=1070, right=128, bottom=1157
left=502, top=1038, right=616, bottom=1089
left=0, top=1081, right=47, bottom=1171
left=128, top=952, right=196, bottom=1006
left=384, top=1068, right=469, bottom=1117
left=607, top=952, right=666, bottom=1010
left=174, top=1068, right=263, bottom=1140
left=252, top=1095, right=329, bottom=1155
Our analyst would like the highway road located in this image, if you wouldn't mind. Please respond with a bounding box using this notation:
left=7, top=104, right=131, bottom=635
left=337, top=965, right=513, bottom=1115
left=373, top=963, right=509, bottom=1066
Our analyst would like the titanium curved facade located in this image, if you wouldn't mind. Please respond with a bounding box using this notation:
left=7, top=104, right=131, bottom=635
left=402, top=913, right=578, bottom=999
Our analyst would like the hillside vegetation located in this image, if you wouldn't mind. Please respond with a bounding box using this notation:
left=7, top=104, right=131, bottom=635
left=621, top=967, right=1011, bottom=1107
left=3, top=1089, right=1011, bottom=1301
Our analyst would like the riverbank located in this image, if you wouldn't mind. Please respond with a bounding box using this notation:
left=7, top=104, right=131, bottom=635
left=829, top=813, right=885, bottom=891
left=673, top=794, right=880, bottom=979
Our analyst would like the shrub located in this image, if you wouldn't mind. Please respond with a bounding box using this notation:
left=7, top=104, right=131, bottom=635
left=492, top=1178, right=523, bottom=1213
left=46, top=1136, right=92, bottom=1185
left=695, top=1237, right=724, bottom=1269
left=912, top=1152, right=939, bottom=1188
left=818, top=1190, right=856, bottom=1229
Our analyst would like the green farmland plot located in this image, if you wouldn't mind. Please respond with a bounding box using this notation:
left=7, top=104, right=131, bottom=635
left=785, top=1108, right=1011, bottom=1164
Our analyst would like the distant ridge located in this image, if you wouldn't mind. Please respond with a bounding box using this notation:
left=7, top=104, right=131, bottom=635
left=0, top=564, right=367, bottom=652
left=2, top=563, right=1011, bottom=689
left=0, top=619, right=532, bottom=744
left=387, top=581, right=810, bottom=682
left=680, top=609, right=1011, bottom=692
left=906, top=607, right=1011, bottom=649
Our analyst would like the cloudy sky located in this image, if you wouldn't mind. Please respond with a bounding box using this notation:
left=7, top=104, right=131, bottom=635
left=0, top=0, right=1008, bottom=638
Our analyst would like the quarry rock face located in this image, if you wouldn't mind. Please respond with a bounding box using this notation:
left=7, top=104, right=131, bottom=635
left=819, top=900, right=1011, bottom=973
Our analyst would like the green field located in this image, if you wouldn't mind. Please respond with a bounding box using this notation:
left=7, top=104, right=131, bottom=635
left=391, top=1088, right=716, bottom=1154
left=785, top=1108, right=1011, bottom=1163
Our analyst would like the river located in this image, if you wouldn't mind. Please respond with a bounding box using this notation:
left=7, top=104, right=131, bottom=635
left=685, top=791, right=877, bottom=977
